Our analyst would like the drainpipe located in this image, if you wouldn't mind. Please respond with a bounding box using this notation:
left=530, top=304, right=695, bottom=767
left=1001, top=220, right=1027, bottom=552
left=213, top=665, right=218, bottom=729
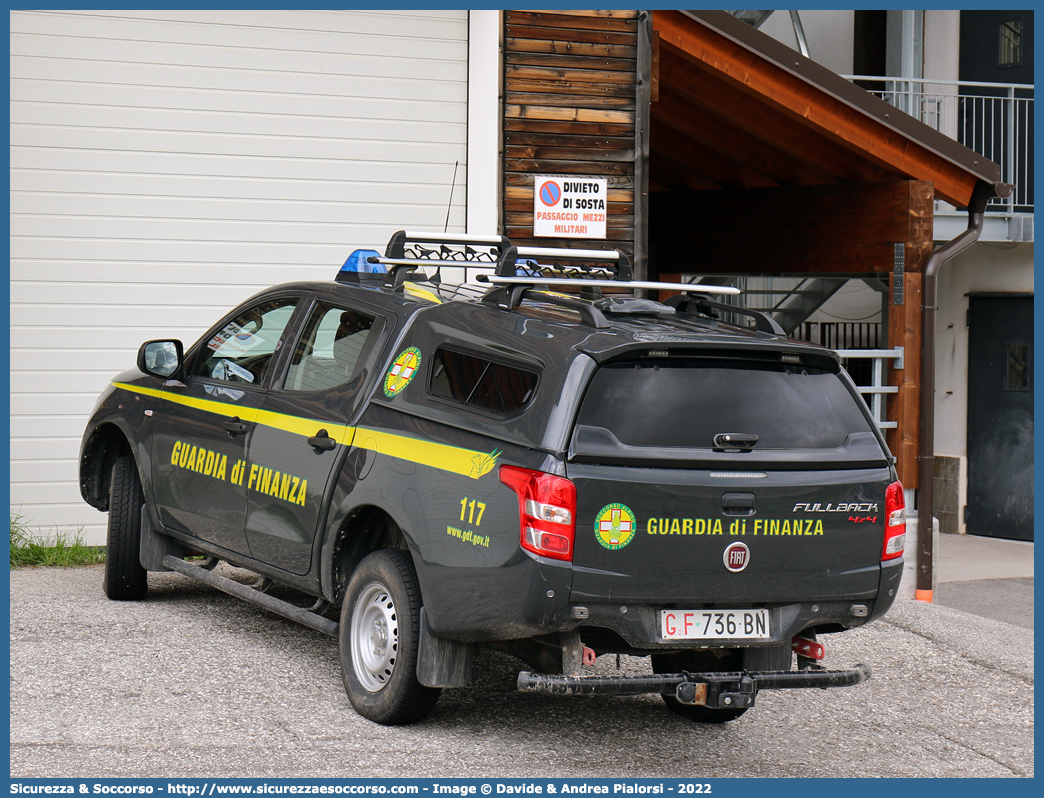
left=915, top=180, right=1003, bottom=601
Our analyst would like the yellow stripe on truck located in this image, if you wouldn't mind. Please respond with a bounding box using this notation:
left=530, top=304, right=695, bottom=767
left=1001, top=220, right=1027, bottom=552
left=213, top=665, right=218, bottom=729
left=353, top=430, right=500, bottom=480
left=114, top=382, right=354, bottom=445
left=116, top=382, right=261, bottom=424
left=113, top=382, right=499, bottom=479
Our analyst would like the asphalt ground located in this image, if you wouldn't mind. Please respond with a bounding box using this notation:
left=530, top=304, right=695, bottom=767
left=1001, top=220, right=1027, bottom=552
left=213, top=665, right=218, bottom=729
left=8, top=552, right=1034, bottom=780
left=931, top=533, right=1034, bottom=629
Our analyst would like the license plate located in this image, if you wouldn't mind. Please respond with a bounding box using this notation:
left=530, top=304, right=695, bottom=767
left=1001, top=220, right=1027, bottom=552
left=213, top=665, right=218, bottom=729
left=660, top=609, right=770, bottom=640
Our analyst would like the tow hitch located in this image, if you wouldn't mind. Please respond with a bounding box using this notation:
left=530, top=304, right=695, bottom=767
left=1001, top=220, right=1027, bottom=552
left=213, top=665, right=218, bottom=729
left=516, top=663, right=871, bottom=709
left=675, top=671, right=757, bottom=709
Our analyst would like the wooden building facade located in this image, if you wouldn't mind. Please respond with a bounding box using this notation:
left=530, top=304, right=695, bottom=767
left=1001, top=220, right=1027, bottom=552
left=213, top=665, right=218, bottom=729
left=501, top=10, right=648, bottom=273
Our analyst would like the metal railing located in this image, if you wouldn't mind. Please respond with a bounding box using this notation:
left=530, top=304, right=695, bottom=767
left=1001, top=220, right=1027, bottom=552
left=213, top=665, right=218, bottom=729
left=799, top=321, right=881, bottom=351
left=836, top=348, right=904, bottom=430
left=844, top=76, right=1034, bottom=213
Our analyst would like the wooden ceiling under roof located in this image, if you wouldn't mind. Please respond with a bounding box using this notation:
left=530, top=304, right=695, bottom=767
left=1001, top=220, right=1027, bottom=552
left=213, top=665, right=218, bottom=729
left=649, top=10, right=1001, bottom=209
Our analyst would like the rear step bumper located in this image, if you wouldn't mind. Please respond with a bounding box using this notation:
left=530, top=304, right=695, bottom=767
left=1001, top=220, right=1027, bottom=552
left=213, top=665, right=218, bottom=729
left=516, top=664, right=870, bottom=709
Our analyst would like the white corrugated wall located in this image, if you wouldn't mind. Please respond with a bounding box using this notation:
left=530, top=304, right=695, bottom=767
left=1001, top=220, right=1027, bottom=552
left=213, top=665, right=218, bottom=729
left=10, top=9, right=470, bottom=544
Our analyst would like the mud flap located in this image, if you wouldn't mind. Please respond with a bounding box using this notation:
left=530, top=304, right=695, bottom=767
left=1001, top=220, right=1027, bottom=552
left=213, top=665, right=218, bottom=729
left=417, top=608, right=474, bottom=688
left=139, top=508, right=185, bottom=571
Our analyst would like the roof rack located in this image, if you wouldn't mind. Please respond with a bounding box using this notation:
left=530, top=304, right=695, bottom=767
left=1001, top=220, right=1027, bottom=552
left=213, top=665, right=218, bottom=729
left=340, top=234, right=781, bottom=335
left=475, top=244, right=753, bottom=329
left=662, top=293, right=785, bottom=336
left=355, top=230, right=513, bottom=290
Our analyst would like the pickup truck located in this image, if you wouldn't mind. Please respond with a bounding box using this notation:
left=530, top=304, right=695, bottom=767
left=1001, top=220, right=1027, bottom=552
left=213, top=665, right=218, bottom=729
left=79, top=231, right=905, bottom=725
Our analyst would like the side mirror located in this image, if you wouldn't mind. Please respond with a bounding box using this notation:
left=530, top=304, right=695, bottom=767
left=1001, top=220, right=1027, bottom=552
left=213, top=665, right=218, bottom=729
left=138, top=340, right=184, bottom=379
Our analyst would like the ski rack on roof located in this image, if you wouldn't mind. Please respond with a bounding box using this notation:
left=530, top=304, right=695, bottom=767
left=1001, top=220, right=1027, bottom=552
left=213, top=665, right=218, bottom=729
left=480, top=244, right=742, bottom=299
left=473, top=244, right=785, bottom=334
left=497, top=245, right=634, bottom=281
left=366, top=231, right=513, bottom=290
left=476, top=245, right=630, bottom=328
left=354, top=233, right=782, bottom=334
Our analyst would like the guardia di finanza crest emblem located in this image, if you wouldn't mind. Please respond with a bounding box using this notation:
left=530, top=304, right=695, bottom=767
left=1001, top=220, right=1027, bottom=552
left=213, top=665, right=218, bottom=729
left=595, top=503, right=636, bottom=550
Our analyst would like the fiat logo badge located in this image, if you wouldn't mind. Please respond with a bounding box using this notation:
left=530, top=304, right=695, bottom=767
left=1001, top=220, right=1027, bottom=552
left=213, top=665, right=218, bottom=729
left=723, top=542, right=750, bottom=572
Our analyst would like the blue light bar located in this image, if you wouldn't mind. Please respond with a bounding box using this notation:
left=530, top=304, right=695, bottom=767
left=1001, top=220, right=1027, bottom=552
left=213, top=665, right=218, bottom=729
left=339, top=249, right=386, bottom=275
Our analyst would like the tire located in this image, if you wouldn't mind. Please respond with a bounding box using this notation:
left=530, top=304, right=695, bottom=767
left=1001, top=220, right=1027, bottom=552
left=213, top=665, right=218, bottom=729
left=339, top=550, right=441, bottom=725
left=651, top=650, right=749, bottom=723
left=102, top=455, right=149, bottom=601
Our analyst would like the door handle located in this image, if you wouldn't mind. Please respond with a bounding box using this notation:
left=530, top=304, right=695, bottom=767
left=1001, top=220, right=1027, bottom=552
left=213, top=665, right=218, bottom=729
left=308, top=429, right=337, bottom=452
left=223, top=416, right=248, bottom=436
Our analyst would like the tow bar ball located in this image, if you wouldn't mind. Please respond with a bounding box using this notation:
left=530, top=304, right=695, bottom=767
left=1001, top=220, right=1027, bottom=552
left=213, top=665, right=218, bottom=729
left=676, top=673, right=758, bottom=708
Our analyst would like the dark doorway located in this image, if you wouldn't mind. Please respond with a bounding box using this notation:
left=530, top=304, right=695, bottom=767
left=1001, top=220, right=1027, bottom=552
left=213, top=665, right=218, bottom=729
left=959, top=11, right=1034, bottom=212
left=960, top=11, right=1034, bottom=86
left=852, top=10, right=887, bottom=93
left=965, top=294, right=1033, bottom=540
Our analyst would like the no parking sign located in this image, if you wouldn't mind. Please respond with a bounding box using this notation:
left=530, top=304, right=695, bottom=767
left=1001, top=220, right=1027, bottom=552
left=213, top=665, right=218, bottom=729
left=533, top=175, right=607, bottom=239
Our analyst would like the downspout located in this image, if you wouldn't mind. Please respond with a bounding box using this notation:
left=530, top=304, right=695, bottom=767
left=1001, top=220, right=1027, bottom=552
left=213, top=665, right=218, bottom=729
left=915, top=180, right=1002, bottom=601
left=634, top=10, right=652, bottom=285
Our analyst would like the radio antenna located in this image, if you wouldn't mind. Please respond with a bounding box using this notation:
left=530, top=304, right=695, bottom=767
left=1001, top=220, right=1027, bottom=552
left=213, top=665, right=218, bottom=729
left=443, top=161, right=459, bottom=232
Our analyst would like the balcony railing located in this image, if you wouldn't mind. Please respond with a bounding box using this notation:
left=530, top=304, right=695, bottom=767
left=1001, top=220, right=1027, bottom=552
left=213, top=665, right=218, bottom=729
left=844, top=76, right=1034, bottom=214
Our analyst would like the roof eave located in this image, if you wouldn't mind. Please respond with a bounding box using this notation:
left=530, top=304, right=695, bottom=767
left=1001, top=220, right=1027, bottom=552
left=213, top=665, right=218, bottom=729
left=672, top=10, right=1006, bottom=204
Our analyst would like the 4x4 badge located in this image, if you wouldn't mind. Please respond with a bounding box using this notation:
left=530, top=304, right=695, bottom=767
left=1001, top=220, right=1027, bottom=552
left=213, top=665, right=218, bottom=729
left=384, top=347, right=422, bottom=397
left=595, top=503, right=636, bottom=550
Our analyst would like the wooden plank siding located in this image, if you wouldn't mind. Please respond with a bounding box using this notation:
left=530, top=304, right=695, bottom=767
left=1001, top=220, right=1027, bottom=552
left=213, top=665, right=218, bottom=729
left=502, top=10, right=643, bottom=264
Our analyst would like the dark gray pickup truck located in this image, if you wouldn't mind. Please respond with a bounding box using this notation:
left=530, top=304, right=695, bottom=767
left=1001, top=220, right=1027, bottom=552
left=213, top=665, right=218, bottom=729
left=80, top=231, right=905, bottom=725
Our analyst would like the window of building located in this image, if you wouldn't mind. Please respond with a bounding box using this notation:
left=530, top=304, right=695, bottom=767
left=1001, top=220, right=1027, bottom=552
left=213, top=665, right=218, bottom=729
left=1004, top=342, right=1031, bottom=390
left=998, top=18, right=1023, bottom=67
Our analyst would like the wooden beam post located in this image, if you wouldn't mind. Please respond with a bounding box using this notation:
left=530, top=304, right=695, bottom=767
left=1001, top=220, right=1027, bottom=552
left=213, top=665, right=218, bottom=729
left=888, top=271, right=922, bottom=488
left=885, top=181, right=934, bottom=488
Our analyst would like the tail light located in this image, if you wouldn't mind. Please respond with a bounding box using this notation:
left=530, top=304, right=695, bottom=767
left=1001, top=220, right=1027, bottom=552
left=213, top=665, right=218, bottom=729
left=499, top=465, right=576, bottom=561
left=883, top=480, right=906, bottom=560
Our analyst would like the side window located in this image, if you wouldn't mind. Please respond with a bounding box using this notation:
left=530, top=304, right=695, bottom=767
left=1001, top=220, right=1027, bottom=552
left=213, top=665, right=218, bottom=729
left=430, top=348, right=538, bottom=414
left=192, top=298, right=298, bottom=386
left=284, top=303, right=377, bottom=392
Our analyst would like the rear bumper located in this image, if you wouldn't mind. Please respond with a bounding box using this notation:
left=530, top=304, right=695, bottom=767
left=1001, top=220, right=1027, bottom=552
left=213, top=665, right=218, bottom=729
left=517, top=663, right=871, bottom=710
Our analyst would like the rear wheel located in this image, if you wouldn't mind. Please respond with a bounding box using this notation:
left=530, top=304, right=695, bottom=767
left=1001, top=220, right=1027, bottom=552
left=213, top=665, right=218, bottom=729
left=651, top=649, right=748, bottom=723
left=339, top=549, right=440, bottom=725
left=102, top=455, right=148, bottom=601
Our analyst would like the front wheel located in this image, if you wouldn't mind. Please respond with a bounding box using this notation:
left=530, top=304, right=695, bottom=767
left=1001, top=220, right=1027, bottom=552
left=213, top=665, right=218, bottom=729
left=339, top=550, right=440, bottom=725
left=651, top=650, right=749, bottom=723
left=102, top=454, right=148, bottom=601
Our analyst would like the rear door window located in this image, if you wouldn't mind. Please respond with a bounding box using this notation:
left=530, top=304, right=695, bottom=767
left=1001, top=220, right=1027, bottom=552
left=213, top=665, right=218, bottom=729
left=577, top=358, right=873, bottom=449
left=283, top=303, right=380, bottom=393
